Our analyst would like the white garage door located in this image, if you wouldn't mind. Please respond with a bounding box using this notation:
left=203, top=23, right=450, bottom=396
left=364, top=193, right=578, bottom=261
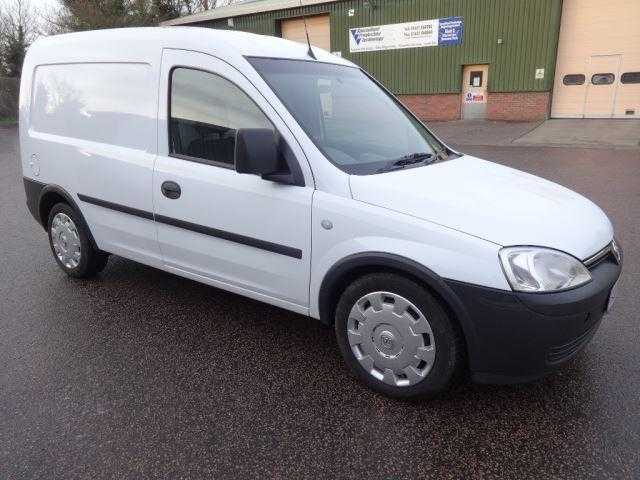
left=281, top=14, right=330, bottom=51
left=551, top=0, right=640, bottom=118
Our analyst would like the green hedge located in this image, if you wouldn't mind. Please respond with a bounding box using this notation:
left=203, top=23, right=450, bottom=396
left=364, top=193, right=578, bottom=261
left=0, top=77, right=19, bottom=119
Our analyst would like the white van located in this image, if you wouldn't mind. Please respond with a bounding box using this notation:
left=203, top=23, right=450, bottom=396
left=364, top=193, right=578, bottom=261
left=20, top=28, right=622, bottom=398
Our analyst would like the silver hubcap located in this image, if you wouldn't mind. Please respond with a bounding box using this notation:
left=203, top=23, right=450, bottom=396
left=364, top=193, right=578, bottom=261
left=51, top=213, right=81, bottom=269
left=347, top=292, right=436, bottom=387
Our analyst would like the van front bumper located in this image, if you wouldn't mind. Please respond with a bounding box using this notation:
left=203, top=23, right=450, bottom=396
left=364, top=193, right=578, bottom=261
left=446, top=256, right=622, bottom=384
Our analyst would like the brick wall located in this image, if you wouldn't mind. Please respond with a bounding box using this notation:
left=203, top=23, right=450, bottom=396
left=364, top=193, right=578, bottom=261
left=397, top=91, right=552, bottom=122
left=487, top=92, right=551, bottom=121
left=398, top=94, right=461, bottom=121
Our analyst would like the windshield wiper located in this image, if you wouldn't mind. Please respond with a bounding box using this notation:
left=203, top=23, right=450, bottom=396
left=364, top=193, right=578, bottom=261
left=393, top=152, right=434, bottom=166
left=376, top=152, right=434, bottom=173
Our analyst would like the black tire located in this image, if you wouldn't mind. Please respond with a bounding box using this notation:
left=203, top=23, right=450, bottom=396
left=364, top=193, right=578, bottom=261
left=47, top=202, right=109, bottom=278
left=334, top=273, right=465, bottom=399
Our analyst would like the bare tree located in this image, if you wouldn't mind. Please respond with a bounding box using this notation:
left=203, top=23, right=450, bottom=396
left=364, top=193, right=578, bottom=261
left=0, top=0, right=39, bottom=77
left=46, top=1, right=151, bottom=33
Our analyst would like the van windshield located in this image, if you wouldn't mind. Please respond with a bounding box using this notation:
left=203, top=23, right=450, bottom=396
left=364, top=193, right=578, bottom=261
left=248, top=58, right=450, bottom=175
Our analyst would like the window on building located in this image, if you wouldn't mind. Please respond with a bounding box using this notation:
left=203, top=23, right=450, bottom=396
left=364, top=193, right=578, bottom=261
left=169, top=68, right=274, bottom=166
left=621, top=72, right=640, bottom=84
left=562, top=74, right=585, bottom=85
left=470, top=71, right=483, bottom=87
left=591, top=73, right=615, bottom=85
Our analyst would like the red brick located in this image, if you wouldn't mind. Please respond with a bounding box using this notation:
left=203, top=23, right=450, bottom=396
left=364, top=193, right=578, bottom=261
left=398, top=94, right=461, bottom=121
left=397, top=91, right=552, bottom=122
left=487, top=92, right=551, bottom=121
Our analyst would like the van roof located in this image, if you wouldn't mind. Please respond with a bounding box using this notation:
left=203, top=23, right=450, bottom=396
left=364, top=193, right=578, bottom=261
left=27, top=27, right=354, bottom=68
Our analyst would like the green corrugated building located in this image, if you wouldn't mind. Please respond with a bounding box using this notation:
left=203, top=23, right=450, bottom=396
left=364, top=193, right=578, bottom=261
left=164, top=0, right=640, bottom=121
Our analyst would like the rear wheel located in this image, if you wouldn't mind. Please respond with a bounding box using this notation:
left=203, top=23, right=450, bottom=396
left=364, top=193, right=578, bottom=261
left=335, top=273, right=464, bottom=399
left=47, top=202, right=108, bottom=278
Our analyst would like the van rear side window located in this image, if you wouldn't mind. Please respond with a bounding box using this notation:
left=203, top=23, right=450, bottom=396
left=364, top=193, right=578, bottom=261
left=30, top=63, right=155, bottom=151
left=169, top=68, right=273, bottom=167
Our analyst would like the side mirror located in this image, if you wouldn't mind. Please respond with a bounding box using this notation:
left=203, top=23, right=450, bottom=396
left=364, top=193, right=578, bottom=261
left=235, top=128, right=292, bottom=183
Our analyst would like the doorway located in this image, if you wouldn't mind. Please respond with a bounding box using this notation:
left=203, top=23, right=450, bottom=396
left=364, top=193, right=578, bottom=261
left=280, top=14, right=330, bottom=51
left=583, top=55, right=621, bottom=118
left=462, top=65, right=489, bottom=119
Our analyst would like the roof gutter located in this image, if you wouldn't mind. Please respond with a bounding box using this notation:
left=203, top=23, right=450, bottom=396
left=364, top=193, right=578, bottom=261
left=161, top=0, right=340, bottom=26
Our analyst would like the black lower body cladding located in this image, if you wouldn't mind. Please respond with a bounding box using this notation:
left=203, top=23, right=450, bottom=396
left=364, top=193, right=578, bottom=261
left=23, top=177, right=45, bottom=224
left=447, top=257, right=622, bottom=384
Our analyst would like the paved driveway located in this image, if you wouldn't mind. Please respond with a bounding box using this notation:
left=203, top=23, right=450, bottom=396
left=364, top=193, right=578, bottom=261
left=429, top=118, right=640, bottom=149
left=1, top=125, right=639, bottom=479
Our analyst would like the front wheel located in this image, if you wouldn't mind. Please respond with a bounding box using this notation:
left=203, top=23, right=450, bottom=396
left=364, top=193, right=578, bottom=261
left=335, top=273, right=464, bottom=399
left=47, top=202, right=108, bottom=278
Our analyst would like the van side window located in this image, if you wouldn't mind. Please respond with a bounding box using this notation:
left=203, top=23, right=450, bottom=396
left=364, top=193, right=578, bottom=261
left=31, top=63, right=155, bottom=151
left=169, top=68, right=274, bottom=166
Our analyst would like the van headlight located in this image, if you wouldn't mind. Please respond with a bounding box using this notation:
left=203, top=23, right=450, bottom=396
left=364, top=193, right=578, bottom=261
left=499, top=247, right=592, bottom=293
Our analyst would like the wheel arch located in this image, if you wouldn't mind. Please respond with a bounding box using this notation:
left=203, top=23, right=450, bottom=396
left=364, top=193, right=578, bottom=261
left=37, top=184, right=100, bottom=251
left=318, top=252, right=475, bottom=354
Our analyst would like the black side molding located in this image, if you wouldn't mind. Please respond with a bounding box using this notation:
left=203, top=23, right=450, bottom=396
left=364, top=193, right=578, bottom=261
left=154, top=214, right=302, bottom=259
left=77, top=194, right=155, bottom=221
left=78, top=194, right=302, bottom=259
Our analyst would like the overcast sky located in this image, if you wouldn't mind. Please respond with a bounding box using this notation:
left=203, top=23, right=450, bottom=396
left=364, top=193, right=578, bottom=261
left=0, top=0, right=60, bottom=12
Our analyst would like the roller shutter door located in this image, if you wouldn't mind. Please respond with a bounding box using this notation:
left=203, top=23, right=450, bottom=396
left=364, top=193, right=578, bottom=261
left=551, top=0, right=640, bottom=118
left=281, top=14, right=330, bottom=51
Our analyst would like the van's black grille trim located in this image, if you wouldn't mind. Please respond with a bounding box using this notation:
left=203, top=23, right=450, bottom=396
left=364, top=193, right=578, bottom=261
left=77, top=194, right=302, bottom=259
left=583, top=243, right=613, bottom=269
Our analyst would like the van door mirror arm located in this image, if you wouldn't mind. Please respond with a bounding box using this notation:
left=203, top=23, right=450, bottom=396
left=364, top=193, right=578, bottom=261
left=261, top=171, right=297, bottom=185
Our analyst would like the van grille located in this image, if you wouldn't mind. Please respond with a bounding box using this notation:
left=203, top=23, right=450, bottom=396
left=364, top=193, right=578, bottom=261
left=583, top=243, right=614, bottom=269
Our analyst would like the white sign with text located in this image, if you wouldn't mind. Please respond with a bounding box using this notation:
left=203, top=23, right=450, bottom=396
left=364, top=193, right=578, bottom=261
left=349, top=17, right=463, bottom=53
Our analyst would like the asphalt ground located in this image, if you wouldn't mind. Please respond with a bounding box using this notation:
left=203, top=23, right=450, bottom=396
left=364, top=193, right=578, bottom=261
left=1, top=125, right=639, bottom=479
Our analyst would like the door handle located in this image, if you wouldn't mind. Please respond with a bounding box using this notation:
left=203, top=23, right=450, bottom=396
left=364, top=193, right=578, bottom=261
left=161, top=181, right=181, bottom=199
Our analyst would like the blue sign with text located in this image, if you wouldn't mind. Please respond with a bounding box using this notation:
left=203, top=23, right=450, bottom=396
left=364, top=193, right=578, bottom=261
left=438, top=16, right=464, bottom=46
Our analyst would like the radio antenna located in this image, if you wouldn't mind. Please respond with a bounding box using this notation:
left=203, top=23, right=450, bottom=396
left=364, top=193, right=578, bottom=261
left=299, top=0, right=317, bottom=60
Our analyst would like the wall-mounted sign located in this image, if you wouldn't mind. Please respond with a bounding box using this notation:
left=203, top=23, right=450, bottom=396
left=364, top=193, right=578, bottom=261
left=438, top=17, right=464, bottom=46
left=535, top=68, right=545, bottom=79
left=349, top=16, right=463, bottom=53
left=464, top=92, right=486, bottom=104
